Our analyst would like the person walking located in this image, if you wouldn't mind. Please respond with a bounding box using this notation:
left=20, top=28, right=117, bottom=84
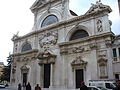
left=80, top=81, right=88, bottom=90
left=26, top=82, right=31, bottom=90
left=114, top=80, right=120, bottom=90
left=18, top=83, right=22, bottom=90
left=35, top=84, right=41, bottom=90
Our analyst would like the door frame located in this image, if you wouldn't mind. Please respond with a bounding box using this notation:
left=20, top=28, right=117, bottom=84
left=73, top=67, right=86, bottom=89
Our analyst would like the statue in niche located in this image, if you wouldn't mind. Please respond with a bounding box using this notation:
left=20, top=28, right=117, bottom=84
left=15, top=44, right=18, bottom=52
left=97, top=19, right=103, bottom=32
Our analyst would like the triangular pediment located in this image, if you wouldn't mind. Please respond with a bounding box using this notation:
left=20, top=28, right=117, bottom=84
left=20, top=64, right=29, bottom=71
left=85, top=1, right=112, bottom=15
left=30, top=0, right=47, bottom=11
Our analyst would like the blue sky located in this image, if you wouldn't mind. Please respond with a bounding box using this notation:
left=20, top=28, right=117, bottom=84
left=0, top=0, right=119, bottom=65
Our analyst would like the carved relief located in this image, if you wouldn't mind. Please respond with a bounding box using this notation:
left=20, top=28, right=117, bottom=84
left=37, top=48, right=56, bottom=65
left=89, top=43, right=97, bottom=50
left=105, top=40, right=112, bottom=48
left=60, top=46, right=85, bottom=55
left=37, top=47, right=56, bottom=59
left=20, top=54, right=36, bottom=62
left=21, top=64, right=29, bottom=73
left=72, top=46, right=84, bottom=53
left=13, top=51, right=37, bottom=62
left=39, top=31, right=58, bottom=48
left=98, top=50, right=107, bottom=58
left=71, top=56, right=88, bottom=69
left=60, top=48, right=68, bottom=54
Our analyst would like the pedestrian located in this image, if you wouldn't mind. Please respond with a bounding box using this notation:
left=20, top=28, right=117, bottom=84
left=114, top=80, right=120, bottom=90
left=18, top=83, right=22, bottom=90
left=26, top=82, right=31, bottom=90
left=35, top=84, right=41, bottom=90
left=80, top=81, right=88, bottom=90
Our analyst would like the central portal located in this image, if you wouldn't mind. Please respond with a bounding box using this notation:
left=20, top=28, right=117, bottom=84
left=75, top=69, right=84, bottom=88
left=23, top=73, right=27, bottom=86
left=44, top=64, right=51, bottom=88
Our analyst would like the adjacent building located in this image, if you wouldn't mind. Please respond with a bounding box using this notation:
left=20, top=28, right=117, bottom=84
left=112, top=35, right=120, bottom=80
left=0, top=62, right=4, bottom=78
left=10, top=0, right=120, bottom=89
left=118, top=0, right=120, bottom=13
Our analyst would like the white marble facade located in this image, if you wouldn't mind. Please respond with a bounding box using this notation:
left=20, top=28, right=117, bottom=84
left=10, top=0, right=119, bottom=89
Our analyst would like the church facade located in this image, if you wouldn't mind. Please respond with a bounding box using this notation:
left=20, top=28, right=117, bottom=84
left=10, top=0, right=120, bottom=89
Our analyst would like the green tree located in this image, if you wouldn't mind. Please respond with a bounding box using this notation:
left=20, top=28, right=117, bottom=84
left=2, top=66, right=11, bottom=82
left=0, top=54, right=12, bottom=82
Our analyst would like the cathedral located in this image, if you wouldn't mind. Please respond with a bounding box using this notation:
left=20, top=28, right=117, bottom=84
left=10, top=0, right=120, bottom=89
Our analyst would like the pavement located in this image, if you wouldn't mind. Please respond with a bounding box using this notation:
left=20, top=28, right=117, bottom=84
left=2, top=85, right=27, bottom=90
left=3, top=85, right=17, bottom=90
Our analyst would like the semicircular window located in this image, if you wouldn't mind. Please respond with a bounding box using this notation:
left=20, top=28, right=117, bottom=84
left=41, top=15, right=58, bottom=27
left=70, top=30, right=89, bottom=41
left=21, top=43, right=32, bottom=52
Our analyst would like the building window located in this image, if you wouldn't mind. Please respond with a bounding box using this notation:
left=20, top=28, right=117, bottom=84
left=118, top=48, right=120, bottom=56
left=70, top=30, right=89, bottom=41
left=113, top=48, right=117, bottom=57
left=115, top=74, right=119, bottom=80
left=21, top=43, right=32, bottom=52
left=41, top=15, right=58, bottom=27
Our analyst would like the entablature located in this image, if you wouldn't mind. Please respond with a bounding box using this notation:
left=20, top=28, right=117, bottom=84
left=11, top=49, right=38, bottom=62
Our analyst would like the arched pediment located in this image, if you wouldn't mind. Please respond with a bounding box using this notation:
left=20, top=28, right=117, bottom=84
left=66, top=25, right=90, bottom=42
left=37, top=9, right=61, bottom=29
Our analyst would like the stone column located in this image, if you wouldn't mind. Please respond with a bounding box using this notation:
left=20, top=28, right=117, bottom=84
left=50, top=63, right=54, bottom=88
left=39, top=64, right=44, bottom=87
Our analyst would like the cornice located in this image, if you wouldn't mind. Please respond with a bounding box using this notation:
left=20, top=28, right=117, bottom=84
left=58, top=32, right=114, bottom=47
left=11, top=49, right=38, bottom=57
left=31, top=0, right=60, bottom=13
left=13, top=8, right=112, bottom=41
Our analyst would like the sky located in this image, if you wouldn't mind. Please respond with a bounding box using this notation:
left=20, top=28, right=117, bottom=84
left=0, top=0, right=119, bottom=65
